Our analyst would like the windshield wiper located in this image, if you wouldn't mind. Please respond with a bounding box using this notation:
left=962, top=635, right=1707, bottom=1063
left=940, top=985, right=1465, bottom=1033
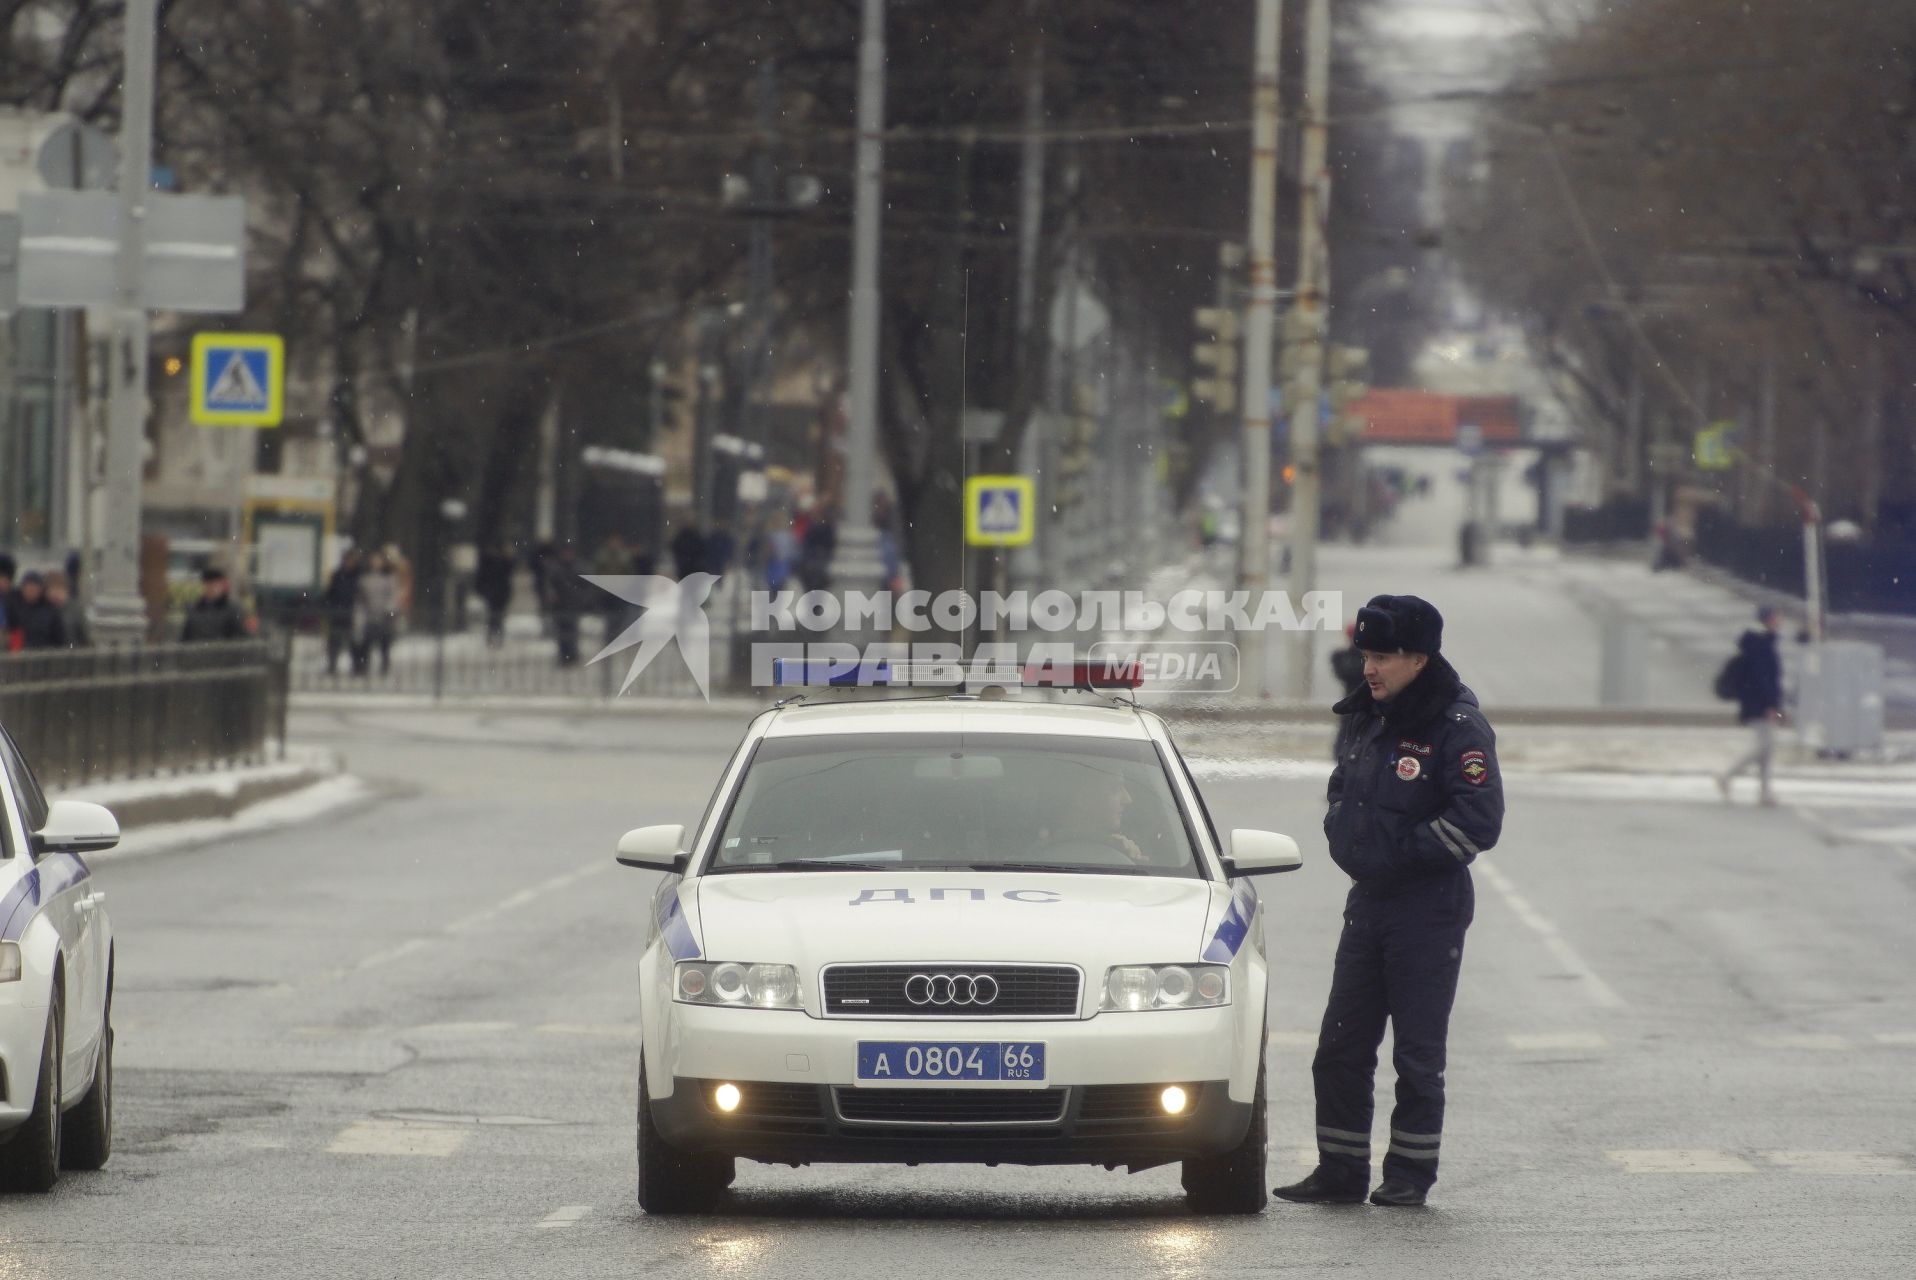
left=723, top=858, right=901, bottom=873
left=962, top=862, right=1149, bottom=875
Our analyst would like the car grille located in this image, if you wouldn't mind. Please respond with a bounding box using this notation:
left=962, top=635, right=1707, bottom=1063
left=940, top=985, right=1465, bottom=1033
left=821, top=964, right=1082, bottom=1018
left=834, top=1087, right=1070, bottom=1126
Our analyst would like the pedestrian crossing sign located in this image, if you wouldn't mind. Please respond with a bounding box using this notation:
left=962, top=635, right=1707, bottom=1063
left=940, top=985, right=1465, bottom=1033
left=191, top=332, right=284, bottom=427
left=964, top=474, right=1035, bottom=547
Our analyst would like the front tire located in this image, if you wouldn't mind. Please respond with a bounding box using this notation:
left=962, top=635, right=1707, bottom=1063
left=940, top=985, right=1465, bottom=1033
left=636, top=1060, right=732, bottom=1215
left=1181, top=1048, right=1268, bottom=1215
left=63, top=980, right=113, bottom=1171
left=0, top=988, right=64, bottom=1192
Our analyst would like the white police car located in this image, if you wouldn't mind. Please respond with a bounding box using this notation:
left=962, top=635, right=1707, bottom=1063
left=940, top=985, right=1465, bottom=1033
left=619, top=661, right=1302, bottom=1214
left=0, top=724, right=118, bottom=1192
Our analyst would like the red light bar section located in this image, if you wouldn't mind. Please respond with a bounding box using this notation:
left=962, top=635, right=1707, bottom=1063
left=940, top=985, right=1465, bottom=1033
left=1021, top=657, right=1145, bottom=689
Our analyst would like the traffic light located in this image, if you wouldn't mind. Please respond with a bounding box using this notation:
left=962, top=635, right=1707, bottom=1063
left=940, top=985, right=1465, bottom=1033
left=1191, top=307, right=1238, bottom=414
left=1326, top=345, right=1370, bottom=445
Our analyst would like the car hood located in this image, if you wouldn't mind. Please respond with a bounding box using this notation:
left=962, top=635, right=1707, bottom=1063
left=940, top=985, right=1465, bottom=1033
left=688, top=871, right=1235, bottom=976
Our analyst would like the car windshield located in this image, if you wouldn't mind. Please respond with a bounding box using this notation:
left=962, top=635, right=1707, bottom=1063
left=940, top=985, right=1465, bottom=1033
left=707, top=732, right=1203, bottom=878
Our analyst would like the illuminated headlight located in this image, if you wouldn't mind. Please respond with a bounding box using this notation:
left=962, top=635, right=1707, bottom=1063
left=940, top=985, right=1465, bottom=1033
left=0, top=942, right=19, bottom=983
left=1100, top=964, right=1229, bottom=1012
left=674, top=961, right=802, bottom=1010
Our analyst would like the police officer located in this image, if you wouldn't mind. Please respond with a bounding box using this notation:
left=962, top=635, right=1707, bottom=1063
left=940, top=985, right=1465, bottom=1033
left=1274, top=594, right=1504, bottom=1208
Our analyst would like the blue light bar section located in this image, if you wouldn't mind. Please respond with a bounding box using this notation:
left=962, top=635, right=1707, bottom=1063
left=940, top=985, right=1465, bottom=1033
left=770, top=657, right=907, bottom=687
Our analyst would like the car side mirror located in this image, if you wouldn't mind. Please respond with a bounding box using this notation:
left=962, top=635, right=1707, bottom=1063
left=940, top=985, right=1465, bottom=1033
left=1225, top=828, right=1302, bottom=877
left=616, top=823, right=688, bottom=872
left=32, top=799, right=121, bottom=857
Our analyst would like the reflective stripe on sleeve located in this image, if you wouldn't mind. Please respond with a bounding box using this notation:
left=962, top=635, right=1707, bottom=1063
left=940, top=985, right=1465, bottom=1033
left=1429, top=820, right=1470, bottom=863
left=1435, top=816, right=1480, bottom=856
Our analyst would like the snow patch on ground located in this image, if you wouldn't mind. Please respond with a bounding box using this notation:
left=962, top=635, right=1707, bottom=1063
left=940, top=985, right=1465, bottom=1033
left=92, top=775, right=373, bottom=863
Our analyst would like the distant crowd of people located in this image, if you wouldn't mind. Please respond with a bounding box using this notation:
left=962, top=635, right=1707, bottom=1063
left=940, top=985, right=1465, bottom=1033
left=318, top=548, right=409, bottom=676
left=0, top=555, right=88, bottom=651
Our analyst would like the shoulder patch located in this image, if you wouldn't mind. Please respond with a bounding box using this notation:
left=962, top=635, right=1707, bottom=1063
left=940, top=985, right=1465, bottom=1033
left=1460, top=749, right=1488, bottom=785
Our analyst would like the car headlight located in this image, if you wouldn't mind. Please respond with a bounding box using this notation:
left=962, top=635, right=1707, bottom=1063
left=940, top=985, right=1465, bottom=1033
left=0, top=942, right=18, bottom=983
left=1100, top=964, right=1229, bottom=1012
left=674, top=961, right=802, bottom=1010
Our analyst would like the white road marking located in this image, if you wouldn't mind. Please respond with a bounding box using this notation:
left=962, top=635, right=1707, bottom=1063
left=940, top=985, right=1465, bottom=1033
left=349, top=937, right=432, bottom=973
left=1608, top=1149, right=1758, bottom=1174
left=538, top=1205, right=594, bottom=1230
left=1749, top=1033, right=1850, bottom=1051
left=538, top=1022, right=642, bottom=1038
left=1476, top=857, right=1626, bottom=1009
left=1507, top=1032, right=1608, bottom=1051
left=326, top=1121, right=468, bottom=1158
left=405, top=1021, right=516, bottom=1036
left=1766, top=1151, right=1913, bottom=1176
left=326, top=858, right=613, bottom=982
left=1266, top=1031, right=1319, bottom=1048
left=1873, top=1032, right=1916, bottom=1046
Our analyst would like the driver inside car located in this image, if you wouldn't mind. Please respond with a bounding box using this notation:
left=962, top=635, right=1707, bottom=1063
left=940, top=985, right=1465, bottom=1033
left=1038, top=765, right=1150, bottom=866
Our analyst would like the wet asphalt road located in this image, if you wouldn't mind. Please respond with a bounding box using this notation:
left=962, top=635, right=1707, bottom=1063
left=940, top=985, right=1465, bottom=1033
left=3, top=706, right=1913, bottom=1278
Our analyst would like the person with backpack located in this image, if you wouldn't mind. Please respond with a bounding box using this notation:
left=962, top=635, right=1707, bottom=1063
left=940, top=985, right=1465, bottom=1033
left=1716, top=605, right=1785, bottom=806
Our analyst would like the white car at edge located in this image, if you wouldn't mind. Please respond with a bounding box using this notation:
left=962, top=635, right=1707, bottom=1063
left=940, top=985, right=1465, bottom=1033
left=0, top=723, right=119, bottom=1193
left=619, top=684, right=1302, bottom=1214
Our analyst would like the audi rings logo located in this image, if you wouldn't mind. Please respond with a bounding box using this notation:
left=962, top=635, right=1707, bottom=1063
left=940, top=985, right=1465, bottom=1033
left=904, top=972, right=1001, bottom=1007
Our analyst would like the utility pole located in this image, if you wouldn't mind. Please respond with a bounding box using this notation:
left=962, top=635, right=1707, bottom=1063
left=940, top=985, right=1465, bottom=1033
left=1284, top=0, right=1331, bottom=701
left=1236, top=0, right=1283, bottom=699
left=827, top=0, right=890, bottom=603
left=92, top=0, right=158, bottom=645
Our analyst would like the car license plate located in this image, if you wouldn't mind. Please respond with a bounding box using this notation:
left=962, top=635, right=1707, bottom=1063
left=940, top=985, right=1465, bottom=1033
left=856, top=1042, right=1046, bottom=1082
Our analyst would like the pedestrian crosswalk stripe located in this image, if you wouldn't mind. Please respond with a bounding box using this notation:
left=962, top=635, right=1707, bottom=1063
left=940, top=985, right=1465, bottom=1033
left=1873, top=1032, right=1916, bottom=1046
left=1507, top=1032, right=1608, bottom=1051
left=1765, top=1151, right=1913, bottom=1176
left=1749, top=1033, right=1849, bottom=1051
left=326, top=1120, right=468, bottom=1158
left=539, top=1205, right=594, bottom=1229
left=1608, top=1150, right=1758, bottom=1174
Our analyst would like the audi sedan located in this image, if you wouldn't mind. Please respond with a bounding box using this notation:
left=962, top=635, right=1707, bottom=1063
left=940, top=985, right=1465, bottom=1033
left=617, top=683, right=1302, bottom=1214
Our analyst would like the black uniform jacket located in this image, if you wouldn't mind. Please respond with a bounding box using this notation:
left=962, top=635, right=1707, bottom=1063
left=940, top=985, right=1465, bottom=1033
left=1325, top=655, right=1505, bottom=897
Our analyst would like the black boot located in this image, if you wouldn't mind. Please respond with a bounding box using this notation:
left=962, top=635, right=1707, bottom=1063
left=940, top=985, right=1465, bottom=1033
left=1369, top=1177, right=1428, bottom=1207
left=1273, top=1169, right=1367, bottom=1205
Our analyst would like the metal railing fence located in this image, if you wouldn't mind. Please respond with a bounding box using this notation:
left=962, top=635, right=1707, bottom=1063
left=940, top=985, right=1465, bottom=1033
left=0, top=639, right=290, bottom=788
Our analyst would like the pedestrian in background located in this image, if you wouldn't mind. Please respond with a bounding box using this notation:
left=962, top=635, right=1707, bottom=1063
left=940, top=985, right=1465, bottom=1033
left=0, top=554, right=16, bottom=648
left=1275, top=594, right=1503, bottom=1210
left=12, top=572, right=68, bottom=649
left=475, top=544, right=515, bottom=648
left=321, top=549, right=362, bottom=675
left=671, top=522, right=706, bottom=581
left=548, top=543, right=589, bottom=666
left=181, top=568, right=249, bottom=642
left=44, top=572, right=87, bottom=647
left=1717, top=604, right=1784, bottom=806
left=354, top=553, right=399, bottom=676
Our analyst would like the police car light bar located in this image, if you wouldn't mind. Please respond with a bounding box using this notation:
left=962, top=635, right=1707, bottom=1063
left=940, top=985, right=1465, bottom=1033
left=768, top=655, right=1145, bottom=690
left=769, top=657, right=964, bottom=687
left=1020, top=657, right=1145, bottom=690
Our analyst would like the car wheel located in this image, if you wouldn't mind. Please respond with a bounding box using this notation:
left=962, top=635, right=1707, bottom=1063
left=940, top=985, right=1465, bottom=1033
left=0, top=986, right=63, bottom=1192
left=63, top=980, right=113, bottom=1171
left=636, top=1059, right=732, bottom=1214
left=1181, top=1046, right=1268, bottom=1215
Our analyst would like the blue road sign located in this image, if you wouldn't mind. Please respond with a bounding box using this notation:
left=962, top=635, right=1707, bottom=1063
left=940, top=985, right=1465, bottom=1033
left=191, top=332, right=283, bottom=426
